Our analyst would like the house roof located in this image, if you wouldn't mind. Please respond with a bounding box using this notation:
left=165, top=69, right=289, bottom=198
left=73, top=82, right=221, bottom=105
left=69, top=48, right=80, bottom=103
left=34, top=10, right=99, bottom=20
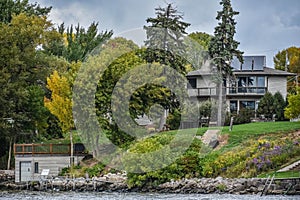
left=233, top=67, right=296, bottom=76
left=187, top=67, right=296, bottom=77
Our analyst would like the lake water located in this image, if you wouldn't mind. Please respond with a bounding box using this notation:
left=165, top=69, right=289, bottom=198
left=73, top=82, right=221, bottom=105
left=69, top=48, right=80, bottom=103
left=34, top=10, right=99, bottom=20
left=0, top=191, right=299, bottom=200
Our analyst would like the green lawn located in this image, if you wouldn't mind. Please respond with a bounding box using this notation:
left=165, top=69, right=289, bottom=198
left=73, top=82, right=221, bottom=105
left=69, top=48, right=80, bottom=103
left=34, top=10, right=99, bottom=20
left=42, top=121, right=300, bottom=147
left=220, top=121, right=300, bottom=148
left=258, top=171, right=300, bottom=178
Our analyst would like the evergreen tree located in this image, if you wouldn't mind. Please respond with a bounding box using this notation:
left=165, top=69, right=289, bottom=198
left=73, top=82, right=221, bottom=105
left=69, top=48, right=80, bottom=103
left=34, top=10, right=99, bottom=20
left=142, top=3, right=191, bottom=130
left=144, top=3, right=190, bottom=74
left=44, top=22, right=113, bottom=62
left=208, top=0, right=243, bottom=126
left=257, top=92, right=275, bottom=119
left=273, top=92, right=286, bottom=121
left=208, top=0, right=243, bottom=77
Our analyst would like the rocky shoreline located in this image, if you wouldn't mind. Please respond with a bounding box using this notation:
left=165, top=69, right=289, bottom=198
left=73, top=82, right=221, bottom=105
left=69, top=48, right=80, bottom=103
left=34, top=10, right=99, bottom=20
left=1, top=175, right=300, bottom=195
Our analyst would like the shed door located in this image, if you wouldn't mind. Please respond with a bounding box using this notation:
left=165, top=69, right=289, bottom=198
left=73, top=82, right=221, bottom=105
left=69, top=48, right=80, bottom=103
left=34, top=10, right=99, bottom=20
left=20, top=161, right=32, bottom=182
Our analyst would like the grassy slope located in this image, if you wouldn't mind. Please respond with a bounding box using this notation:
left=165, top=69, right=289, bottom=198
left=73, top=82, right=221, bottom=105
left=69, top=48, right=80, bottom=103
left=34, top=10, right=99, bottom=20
left=220, top=121, right=300, bottom=149
left=258, top=170, right=300, bottom=178
left=45, top=121, right=300, bottom=178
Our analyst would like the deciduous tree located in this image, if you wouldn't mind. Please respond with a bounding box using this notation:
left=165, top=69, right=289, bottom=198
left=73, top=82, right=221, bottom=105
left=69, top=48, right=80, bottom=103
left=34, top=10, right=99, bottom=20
left=0, top=0, right=51, bottom=23
left=285, top=89, right=300, bottom=119
left=274, top=47, right=300, bottom=94
left=0, top=13, right=58, bottom=169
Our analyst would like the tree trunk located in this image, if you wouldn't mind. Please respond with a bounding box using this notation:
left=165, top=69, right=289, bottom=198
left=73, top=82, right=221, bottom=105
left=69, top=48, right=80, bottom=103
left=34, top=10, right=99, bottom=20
left=7, top=137, right=13, bottom=170
left=217, top=82, right=223, bottom=127
left=70, top=131, right=74, bottom=166
left=158, top=109, right=168, bottom=131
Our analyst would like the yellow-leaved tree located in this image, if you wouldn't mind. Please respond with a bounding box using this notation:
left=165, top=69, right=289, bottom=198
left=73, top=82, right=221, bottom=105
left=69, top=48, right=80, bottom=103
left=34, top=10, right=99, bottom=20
left=44, top=61, right=80, bottom=165
left=45, top=70, right=73, bottom=132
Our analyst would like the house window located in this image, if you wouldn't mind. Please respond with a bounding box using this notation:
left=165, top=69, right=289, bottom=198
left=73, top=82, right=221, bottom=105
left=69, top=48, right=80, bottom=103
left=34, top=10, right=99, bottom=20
left=257, top=76, right=265, bottom=93
left=237, top=76, right=265, bottom=93
left=34, top=162, right=39, bottom=174
left=188, top=78, right=196, bottom=89
left=238, top=77, right=247, bottom=92
left=248, top=77, right=256, bottom=87
left=240, top=101, right=255, bottom=110
left=230, top=101, right=238, bottom=113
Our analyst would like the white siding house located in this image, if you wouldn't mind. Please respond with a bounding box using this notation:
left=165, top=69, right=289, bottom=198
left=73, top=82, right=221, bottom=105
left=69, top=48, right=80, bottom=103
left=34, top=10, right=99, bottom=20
left=14, top=143, right=87, bottom=182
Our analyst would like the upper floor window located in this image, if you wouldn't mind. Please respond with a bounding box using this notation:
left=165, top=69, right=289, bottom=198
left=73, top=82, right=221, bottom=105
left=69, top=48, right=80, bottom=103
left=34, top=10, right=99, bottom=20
left=235, top=76, right=266, bottom=93
left=237, top=76, right=265, bottom=87
left=188, top=78, right=196, bottom=89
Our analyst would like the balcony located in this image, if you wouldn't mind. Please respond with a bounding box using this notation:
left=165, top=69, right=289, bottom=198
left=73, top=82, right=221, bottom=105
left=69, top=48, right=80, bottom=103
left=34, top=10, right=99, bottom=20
left=188, top=87, right=217, bottom=97
left=188, top=87, right=267, bottom=97
left=228, top=87, right=267, bottom=96
left=14, top=143, right=87, bottom=156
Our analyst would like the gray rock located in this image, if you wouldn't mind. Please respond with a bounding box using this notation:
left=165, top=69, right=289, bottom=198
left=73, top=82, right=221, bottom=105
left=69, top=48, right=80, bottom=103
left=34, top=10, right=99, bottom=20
left=201, top=130, right=220, bottom=149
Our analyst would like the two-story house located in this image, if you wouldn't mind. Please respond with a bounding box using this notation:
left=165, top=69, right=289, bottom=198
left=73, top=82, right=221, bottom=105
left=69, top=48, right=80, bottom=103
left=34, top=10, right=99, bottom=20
left=187, top=56, right=295, bottom=115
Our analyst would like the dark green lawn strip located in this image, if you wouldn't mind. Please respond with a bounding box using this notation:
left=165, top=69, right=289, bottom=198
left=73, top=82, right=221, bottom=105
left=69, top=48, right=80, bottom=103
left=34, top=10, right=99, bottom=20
left=258, top=171, right=300, bottom=178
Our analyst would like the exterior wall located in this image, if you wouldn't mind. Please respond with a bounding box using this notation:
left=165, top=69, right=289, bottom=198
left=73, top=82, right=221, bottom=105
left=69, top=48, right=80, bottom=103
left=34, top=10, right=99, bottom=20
left=15, top=155, right=85, bottom=182
left=188, top=76, right=216, bottom=97
left=196, top=76, right=215, bottom=88
left=268, top=76, right=288, bottom=98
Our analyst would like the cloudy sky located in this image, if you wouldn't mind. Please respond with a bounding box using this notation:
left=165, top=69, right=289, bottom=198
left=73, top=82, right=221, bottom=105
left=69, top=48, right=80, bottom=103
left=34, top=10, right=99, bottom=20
left=30, top=0, right=300, bottom=67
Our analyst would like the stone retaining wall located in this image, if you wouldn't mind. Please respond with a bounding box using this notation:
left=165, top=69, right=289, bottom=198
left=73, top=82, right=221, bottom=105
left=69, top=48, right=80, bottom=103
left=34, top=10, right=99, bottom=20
left=155, top=177, right=300, bottom=195
left=0, top=176, right=299, bottom=195
left=0, top=170, right=14, bottom=182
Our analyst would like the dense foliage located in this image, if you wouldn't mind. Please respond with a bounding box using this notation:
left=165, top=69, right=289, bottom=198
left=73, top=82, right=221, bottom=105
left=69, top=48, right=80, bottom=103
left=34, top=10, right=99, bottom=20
left=257, top=92, right=286, bottom=120
left=285, top=88, right=300, bottom=119
left=274, top=46, right=300, bottom=94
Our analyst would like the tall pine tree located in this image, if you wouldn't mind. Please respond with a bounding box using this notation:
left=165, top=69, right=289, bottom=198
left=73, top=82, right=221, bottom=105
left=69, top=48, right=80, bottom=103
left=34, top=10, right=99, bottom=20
left=144, top=3, right=190, bottom=74
left=209, top=0, right=243, bottom=76
left=208, top=0, right=243, bottom=126
left=142, top=3, right=190, bottom=130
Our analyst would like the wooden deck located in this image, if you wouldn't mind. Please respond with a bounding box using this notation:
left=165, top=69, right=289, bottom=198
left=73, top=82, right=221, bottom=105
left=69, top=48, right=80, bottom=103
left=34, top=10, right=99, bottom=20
left=14, top=143, right=87, bottom=156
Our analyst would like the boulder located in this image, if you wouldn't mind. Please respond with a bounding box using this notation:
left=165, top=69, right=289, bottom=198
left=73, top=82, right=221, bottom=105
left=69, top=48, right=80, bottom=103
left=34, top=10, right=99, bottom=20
left=201, top=130, right=220, bottom=149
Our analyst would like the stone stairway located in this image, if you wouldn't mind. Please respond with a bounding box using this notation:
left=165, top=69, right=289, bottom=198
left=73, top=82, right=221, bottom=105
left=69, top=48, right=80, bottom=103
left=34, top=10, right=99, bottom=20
left=277, top=160, right=300, bottom=172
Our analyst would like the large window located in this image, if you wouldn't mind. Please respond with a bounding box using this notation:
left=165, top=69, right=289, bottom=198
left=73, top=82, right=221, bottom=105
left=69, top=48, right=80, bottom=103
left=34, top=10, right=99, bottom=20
left=236, top=76, right=265, bottom=93
left=240, top=101, right=255, bottom=110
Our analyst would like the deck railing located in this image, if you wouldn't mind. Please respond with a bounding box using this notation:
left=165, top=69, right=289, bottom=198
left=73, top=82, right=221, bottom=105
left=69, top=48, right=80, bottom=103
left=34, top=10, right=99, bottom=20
left=188, top=87, right=267, bottom=97
left=14, top=143, right=87, bottom=155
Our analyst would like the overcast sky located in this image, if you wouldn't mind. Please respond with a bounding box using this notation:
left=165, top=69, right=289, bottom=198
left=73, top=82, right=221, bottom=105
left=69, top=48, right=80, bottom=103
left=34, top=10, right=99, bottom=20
left=30, top=0, right=300, bottom=67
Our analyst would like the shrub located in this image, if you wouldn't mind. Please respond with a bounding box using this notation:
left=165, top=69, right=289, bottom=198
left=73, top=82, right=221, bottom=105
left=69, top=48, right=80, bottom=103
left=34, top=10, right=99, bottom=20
left=273, top=92, right=286, bottom=121
left=257, top=92, right=274, bottom=119
left=234, top=108, right=254, bottom=125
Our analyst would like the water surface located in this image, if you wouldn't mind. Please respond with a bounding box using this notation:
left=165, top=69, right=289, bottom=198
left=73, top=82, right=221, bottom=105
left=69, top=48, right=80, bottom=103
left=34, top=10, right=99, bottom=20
left=1, top=191, right=300, bottom=200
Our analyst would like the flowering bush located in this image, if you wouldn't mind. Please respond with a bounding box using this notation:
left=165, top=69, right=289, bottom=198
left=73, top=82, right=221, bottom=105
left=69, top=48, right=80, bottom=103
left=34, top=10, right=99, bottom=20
left=201, top=135, right=300, bottom=178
